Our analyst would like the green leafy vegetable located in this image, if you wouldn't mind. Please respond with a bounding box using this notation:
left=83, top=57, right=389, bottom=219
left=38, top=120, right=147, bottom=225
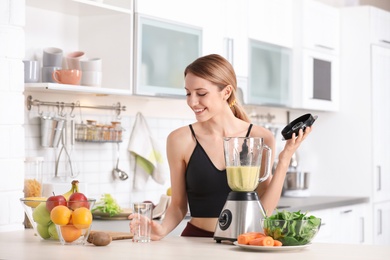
left=263, top=210, right=321, bottom=246
left=92, top=194, right=122, bottom=217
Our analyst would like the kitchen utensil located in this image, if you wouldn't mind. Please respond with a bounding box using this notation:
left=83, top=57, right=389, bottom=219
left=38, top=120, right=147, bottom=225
left=214, top=137, right=272, bottom=243
left=40, top=116, right=65, bottom=148
left=55, top=120, right=76, bottom=178
left=112, top=143, right=128, bottom=181
left=283, top=171, right=311, bottom=197
left=281, top=113, right=318, bottom=140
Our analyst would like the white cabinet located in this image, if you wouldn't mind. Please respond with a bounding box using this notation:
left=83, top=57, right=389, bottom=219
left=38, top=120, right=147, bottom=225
left=292, top=0, right=340, bottom=111
left=341, top=6, right=390, bottom=245
left=301, top=0, right=340, bottom=54
left=372, top=45, right=390, bottom=203
left=311, top=204, right=369, bottom=244
left=247, top=0, right=293, bottom=48
left=24, top=0, right=133, bottom=95
left=374, top=201, right=390, bottom=245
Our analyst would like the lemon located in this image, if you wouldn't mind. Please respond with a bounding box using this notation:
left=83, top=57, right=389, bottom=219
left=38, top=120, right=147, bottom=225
left=24, top=197, right=47, bottom=208
left=166, top=187, right=172, bottom=196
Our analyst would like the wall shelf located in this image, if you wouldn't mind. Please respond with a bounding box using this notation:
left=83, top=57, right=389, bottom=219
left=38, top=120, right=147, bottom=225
left=25, top=83, right=132, bottom=96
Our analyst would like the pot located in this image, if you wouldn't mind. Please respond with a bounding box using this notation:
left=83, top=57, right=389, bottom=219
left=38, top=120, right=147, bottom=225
left=283, top=171, right=310, bottom=191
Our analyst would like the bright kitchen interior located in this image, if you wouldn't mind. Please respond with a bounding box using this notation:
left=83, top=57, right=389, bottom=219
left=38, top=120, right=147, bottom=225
left=1, top=0, right=390, bottom=249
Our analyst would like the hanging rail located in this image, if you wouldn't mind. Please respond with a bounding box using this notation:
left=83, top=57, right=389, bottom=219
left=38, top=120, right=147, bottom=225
left=27, top=95, right=126, bottom=118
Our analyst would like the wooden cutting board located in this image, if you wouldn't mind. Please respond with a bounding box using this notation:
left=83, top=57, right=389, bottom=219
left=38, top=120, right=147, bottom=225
left=90, top=230, right=133, bottom=240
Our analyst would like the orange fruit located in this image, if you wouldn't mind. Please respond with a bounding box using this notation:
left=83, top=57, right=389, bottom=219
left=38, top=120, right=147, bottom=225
left=60, top=224, right=82, bottom=243
left=50, top=205, right=71, bottom=225
left=72, top=207, right=92, bottom=229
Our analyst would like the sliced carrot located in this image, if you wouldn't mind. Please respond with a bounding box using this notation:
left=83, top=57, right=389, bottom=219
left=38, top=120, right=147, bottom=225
left=249, top=236, right=274, bottom=246
left=273, top=240, right=283, bottom=247
left=237, top=232, right=264, bottom=245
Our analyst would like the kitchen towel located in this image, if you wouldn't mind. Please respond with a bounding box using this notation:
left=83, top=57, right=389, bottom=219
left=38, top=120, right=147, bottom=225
left=128, top=112, right=167, bottom=190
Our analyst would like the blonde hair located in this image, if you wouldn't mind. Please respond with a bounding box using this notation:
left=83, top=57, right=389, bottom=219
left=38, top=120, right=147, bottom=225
left=184, top=54, right=250, bottom=123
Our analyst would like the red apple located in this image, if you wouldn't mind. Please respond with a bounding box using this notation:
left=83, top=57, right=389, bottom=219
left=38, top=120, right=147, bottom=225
left=68, top=192, right=89, bottom=210
left=46, top=194, right=67, bottom=212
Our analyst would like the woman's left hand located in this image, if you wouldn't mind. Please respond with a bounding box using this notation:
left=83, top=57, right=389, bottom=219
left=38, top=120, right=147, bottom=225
left=280, top=127, right=312, bottom=160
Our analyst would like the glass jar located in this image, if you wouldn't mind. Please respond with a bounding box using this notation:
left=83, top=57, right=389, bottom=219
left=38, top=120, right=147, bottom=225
left=96, top=124, right=103, bottom=142
left=111, top=121, right=122, bottom=142
left=86, top=120, right=97, bottom=141
left=75, top=122, right=87, bottom=141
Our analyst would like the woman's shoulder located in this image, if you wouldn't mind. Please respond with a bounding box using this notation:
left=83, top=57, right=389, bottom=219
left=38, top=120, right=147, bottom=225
left=250, top=124, right=275, bottom=142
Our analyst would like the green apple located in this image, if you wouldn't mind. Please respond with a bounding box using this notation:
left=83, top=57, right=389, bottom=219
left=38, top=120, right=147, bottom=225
left=36, top=223, right=50, bottom=239
left=32, top=202, right=51, bottom=226
left=48, top=222, right=59, bottom=240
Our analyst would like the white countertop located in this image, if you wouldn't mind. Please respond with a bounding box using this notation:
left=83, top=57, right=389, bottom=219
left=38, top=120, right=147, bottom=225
left=0, top=229, right=388, bottom=260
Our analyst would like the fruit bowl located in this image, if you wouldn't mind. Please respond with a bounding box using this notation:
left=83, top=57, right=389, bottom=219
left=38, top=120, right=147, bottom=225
left=261, top=218, right=321, bottom=246
left=20, top=197, right=96, bottom=243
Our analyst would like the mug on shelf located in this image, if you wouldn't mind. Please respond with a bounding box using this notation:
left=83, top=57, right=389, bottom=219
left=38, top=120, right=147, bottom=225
left=42, top=47, right=63, bottom=67
left=52, top=69, right=82, bottom=85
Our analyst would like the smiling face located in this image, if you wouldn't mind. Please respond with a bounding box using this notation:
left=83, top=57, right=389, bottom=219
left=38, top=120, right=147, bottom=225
left=185, top=72, right=230, bottom=122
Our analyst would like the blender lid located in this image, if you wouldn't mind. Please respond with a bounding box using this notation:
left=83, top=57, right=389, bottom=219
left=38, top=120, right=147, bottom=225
left=281, top=113, right=318, bottom=140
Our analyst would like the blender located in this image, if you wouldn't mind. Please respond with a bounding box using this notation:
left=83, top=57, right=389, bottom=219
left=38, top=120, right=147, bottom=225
left=214, top=137, right=272, bottom=243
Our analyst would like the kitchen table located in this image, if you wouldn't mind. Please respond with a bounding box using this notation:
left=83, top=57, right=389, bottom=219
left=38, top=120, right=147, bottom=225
left=0, top=229, right=388, bottom=260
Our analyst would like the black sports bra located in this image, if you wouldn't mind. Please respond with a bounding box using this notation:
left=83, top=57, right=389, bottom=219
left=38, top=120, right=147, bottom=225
left=185, top=124, right=253, bottom=218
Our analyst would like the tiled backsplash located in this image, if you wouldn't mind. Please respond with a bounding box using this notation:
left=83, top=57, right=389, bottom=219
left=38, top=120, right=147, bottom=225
left=24, top=108, right=194, bottom=208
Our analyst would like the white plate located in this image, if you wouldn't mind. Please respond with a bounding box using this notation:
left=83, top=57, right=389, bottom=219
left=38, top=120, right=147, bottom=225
left=233, top=241, right=311, bottom=252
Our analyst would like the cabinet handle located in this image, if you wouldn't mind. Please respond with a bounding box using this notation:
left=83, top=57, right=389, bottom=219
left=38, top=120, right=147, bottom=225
left=340, top=209, right=352, bottom=214
left=377, top=165, right=382, bottom=191
left=314, top=44, right=334, bottom=51
left=377, top=209, right=382, bottom=235
left=224, top=38, right=234, bottom=65
left=381, top=40, right=390, bottom=44
left=359, top=217, right=365, bottom=243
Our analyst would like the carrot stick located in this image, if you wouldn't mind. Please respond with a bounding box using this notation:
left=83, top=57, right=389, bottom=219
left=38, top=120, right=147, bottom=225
left=249, top=236, right=274, bottom=246
left=237, top=232, right=267, bottom=245
left=273, top=240, right=283, bottom=247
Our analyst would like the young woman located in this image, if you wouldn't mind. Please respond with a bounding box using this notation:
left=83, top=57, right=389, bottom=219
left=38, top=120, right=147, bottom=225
left=129, top=54, right=312, bottom=240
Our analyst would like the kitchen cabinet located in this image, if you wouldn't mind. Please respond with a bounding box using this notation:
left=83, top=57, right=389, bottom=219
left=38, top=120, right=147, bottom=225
left=311, top=204, right=368, bottom=244
left=374, top=201, right=390, bottom=245
left=133, top=13, right=202, bottom=96
left=247, top=0, right=293, bottom=48
left=372, top=45, right=390, bottom=202
left=133, top=0, right=227, bottom=97
left=291, top=0, right=340, bottom=111
left=247, top=40, right=292, bottom=106
left=24, top=0, right=133, bottom=95
left=341, top=6, right=390, bottom=245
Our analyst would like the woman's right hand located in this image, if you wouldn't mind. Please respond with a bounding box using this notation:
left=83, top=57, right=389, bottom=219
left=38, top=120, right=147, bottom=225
left=128, top=213, right=165, bottom=241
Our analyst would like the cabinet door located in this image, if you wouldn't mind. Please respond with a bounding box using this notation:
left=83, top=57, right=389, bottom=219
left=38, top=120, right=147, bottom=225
left=370, top=7, right=390, bottom=45
left=134, top=14, right=202, bottom=96
left=372, top=46, right=390, bottom=202
left=302, top=0, right=339, bottom=54
left=334, top=205, right=366, bottom=244
left=247, top=0, right=293, bottom=48
left=247, top=40, right=292, bottom=106
left=373, top=201, right=390, bottom=245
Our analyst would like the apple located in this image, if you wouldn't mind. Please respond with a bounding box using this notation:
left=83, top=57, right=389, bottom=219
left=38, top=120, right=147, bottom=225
left=32, top=202, right=51, bottom=226
left=48, top=222, right=59, bottom=240
left=46, top=194, right=67, bottom=212
left=68, top=192, right=89, bottom=210
left=36, top=223, right=50, bottom=239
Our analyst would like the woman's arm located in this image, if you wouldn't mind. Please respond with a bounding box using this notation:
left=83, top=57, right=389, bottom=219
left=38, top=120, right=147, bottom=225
left=149, top=128, right=190, bottom=240
left=256, top=127, right=312, bottom=216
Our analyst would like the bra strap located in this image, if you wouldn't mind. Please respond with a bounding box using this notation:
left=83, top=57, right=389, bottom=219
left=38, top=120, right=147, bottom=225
left=189, top=124, right=198, bottom=143
left=245, top=124, right=253, bottom=137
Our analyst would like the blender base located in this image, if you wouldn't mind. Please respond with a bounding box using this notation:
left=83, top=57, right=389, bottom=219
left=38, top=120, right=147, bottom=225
left=214, top=191, right=265, bottom=243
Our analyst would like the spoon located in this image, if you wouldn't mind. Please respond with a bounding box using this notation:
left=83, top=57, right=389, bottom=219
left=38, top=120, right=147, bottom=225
left=113, top=143, right=128, bottom=181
